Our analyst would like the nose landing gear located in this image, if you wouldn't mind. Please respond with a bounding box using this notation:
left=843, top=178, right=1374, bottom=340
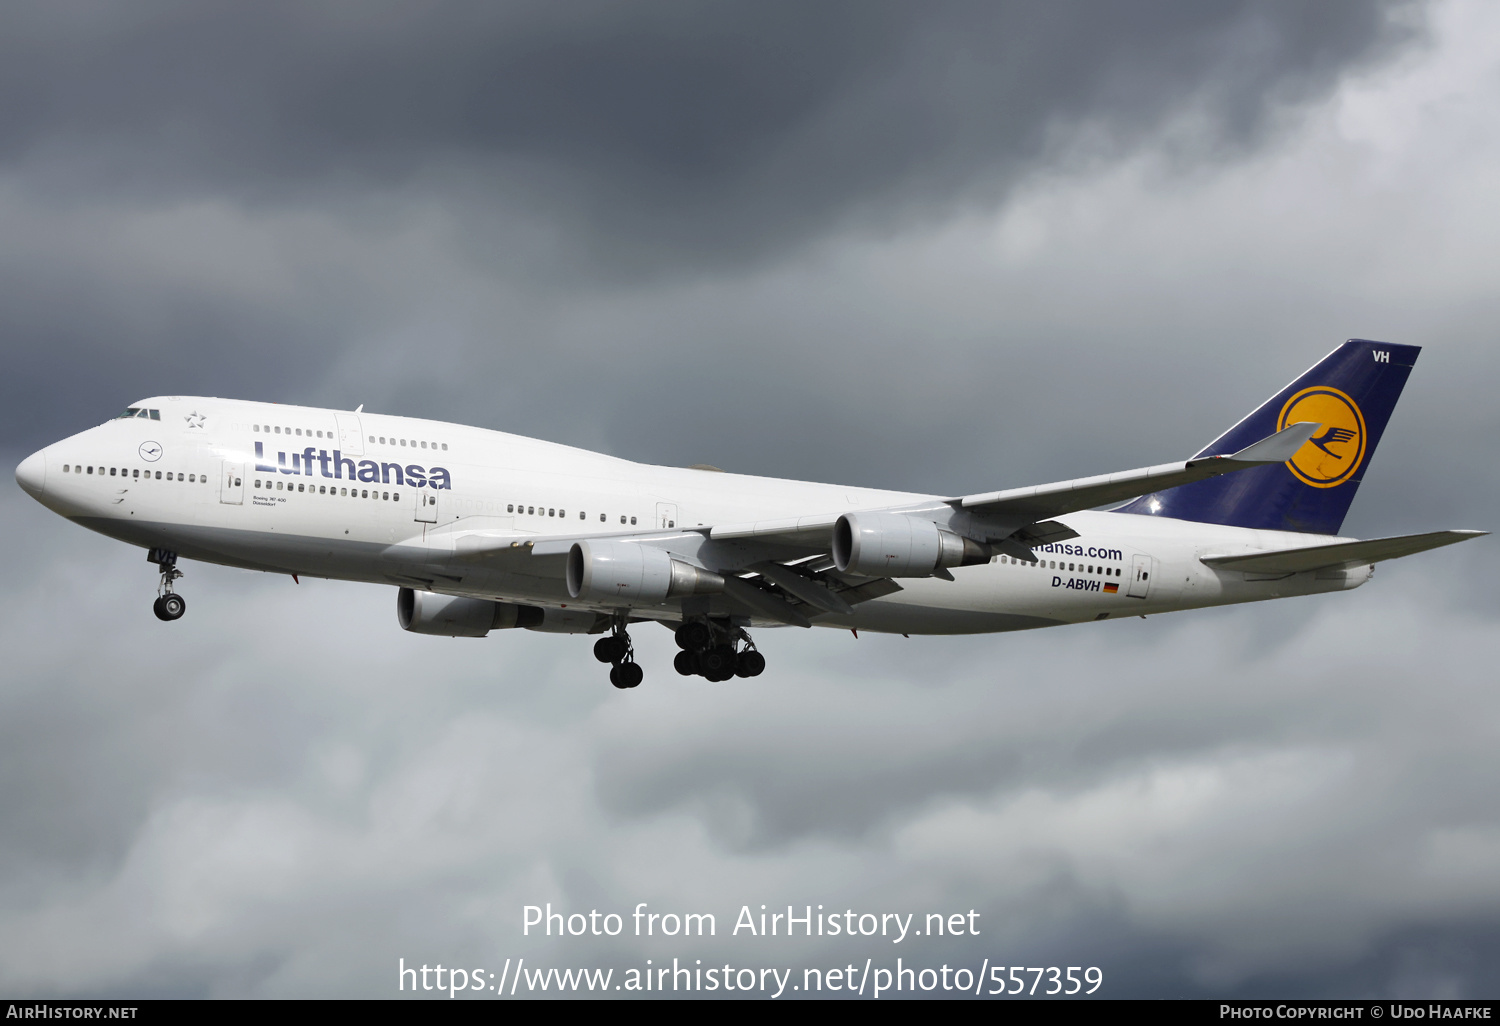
left=597, top=618, right=642, bottom=689
left=673, top=619, right=765, bottom=681
left=148, top=548, right=185, bottom=621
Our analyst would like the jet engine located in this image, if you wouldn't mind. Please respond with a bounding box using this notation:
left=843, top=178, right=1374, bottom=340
left=833, top=512, right=990, bottom=577
left=396, top=587, right=545, bottom=637
left=566, top=540, right=725, bottom=605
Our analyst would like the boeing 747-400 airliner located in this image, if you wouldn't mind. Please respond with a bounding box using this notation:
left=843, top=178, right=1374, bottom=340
left=14, top=340, right=1484, bottom=688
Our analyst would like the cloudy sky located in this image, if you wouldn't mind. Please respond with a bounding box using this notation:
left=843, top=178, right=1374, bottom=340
left=3, top=0, right=1498, bottom=999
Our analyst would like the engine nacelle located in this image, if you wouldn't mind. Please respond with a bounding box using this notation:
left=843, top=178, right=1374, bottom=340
left=566, top=540, right=725, bottom=605
left=833, top=512, right=990, bottom=577
left=396, top=587, right=545, bottom=637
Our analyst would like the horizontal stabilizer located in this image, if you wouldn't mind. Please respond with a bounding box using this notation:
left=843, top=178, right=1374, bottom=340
left=957, top=422, right=1322, bottom=521
left=1201, top=529, right=1486, bottom=574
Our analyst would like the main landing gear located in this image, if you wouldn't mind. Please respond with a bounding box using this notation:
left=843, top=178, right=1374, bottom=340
left=147, top=548, right=186, bottom=622
left=672, top=619, right=765, bottom=682
left=594, top=620, right=643, bottom=689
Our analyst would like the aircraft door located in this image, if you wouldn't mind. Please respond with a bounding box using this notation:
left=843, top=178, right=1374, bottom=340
left=414, top=489, right=438, bottom=523
left=1127, top=554, right=1153, bottom=599
left=656, top=502, right=679, bottom=529
left=334, top=414, right=364, bottom=456
left=219, top=461, right=244, bottom=505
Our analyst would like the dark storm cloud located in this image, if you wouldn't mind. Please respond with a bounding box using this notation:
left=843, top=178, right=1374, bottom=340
left=1, top=1, right=1419, bottom=266
left=0, top=0, right=1426, bottom=453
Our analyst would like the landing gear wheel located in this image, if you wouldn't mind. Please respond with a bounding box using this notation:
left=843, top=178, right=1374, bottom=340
left=674, top=650, right=698, bottom=676
left=735, top=650, right=765, bottom=677
left=609, top=665, right=628, bottom=689
left=618, top=662, right=643, bottom=688
left=700, top=646, right=737, bottom=679
left=594, top=636, right=627, bottom=663
left=153, top=593, right=186, bottom=621
left=675, top=621, right=711, bottom=651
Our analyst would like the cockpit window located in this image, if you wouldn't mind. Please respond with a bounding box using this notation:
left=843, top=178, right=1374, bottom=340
left=115, top=408, right=161, bottom=420
left=117, top=408, right=140, bottom=419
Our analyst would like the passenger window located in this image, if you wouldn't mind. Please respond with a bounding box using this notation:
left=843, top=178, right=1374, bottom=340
left=630, top=517, right=637, bottom=525
left=548, top=508, right=555, bottom=517
left=368, top=435, right=375, bottom=443
left=620, top=516, right=626, bottom=524
left=254, top=425, right=260, bottom=432
left=110, top=467, right=117, bottom=476
left=441, top=444, right=448, bottom=451
left=392, top=492, right=399, bottom=501
left=599, top=514, right=605, bottom=522
left=507, top=504, right=513, bottom=512
left=579, top=511, right=585, bottom=520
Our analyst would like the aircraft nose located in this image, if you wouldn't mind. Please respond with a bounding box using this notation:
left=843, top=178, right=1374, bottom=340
left=15, top=449, right=46, bottom=499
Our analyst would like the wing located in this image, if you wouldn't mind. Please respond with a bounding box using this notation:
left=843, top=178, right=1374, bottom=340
left=953, top=421, right=1321, bottom=521
left=411, top=421, right=1322, bottom=625
left=1201, top=529, right=1486, bottom=574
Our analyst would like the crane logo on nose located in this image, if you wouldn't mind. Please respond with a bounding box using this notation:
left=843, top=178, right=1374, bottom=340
left=139, top=442, right=163, bottom=462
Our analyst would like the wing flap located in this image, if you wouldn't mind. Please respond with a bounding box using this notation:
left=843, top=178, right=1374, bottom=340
left=1201, top=530, right=1486, bottom=574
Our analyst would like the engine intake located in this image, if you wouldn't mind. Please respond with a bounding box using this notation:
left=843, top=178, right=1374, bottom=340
left=833, top=512, right=990, bottom=577
left=566, top=540, right=725, bottom=605
left=396, top=588, right=545, bottom=637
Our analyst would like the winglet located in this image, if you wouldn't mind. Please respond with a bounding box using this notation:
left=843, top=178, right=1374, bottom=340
left=1197, top=421, right=1321, bottom=467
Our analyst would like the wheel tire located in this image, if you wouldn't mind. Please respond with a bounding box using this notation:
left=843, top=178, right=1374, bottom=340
left=699, top=646, right=729, bottom=676
left=154, top=594, right=186, bottom=621
left=620, top=662, right=644, bottom=688
left=674, top=650, right=698, bottom=676
left=738, top=650, right=766, bottom=677
left=594, top=636, right=626, bottom=663
left=675, top=621, right=711, bottom=651
left=609, top=665, right=629, bottom=689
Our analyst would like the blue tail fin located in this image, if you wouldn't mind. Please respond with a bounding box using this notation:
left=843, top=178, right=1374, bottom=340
left=1115, top=339, right=1419, bottom=535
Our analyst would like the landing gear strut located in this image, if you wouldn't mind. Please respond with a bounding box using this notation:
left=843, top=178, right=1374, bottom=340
left=148, top=548, right=186, bottom=622
left=597, top=617, right=642, bottom=689
left=673, top=618, right=765, bottom=681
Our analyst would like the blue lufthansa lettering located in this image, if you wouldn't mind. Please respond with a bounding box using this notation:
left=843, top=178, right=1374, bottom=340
left=255, top=436, right=452, bottom=487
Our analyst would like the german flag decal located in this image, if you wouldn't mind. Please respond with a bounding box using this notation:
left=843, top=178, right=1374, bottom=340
left=1103, top=582, right=1119, bottom=594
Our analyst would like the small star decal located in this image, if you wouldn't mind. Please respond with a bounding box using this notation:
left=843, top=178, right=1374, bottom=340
left=185, top=411, right=206, bottom=429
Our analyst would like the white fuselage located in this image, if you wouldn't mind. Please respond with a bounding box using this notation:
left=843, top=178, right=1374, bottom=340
left=17, top=396, right=1370, bottom=635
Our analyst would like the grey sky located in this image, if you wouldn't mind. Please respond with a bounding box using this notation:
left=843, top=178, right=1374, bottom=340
left=3, top=0, right=1497, bottom=999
